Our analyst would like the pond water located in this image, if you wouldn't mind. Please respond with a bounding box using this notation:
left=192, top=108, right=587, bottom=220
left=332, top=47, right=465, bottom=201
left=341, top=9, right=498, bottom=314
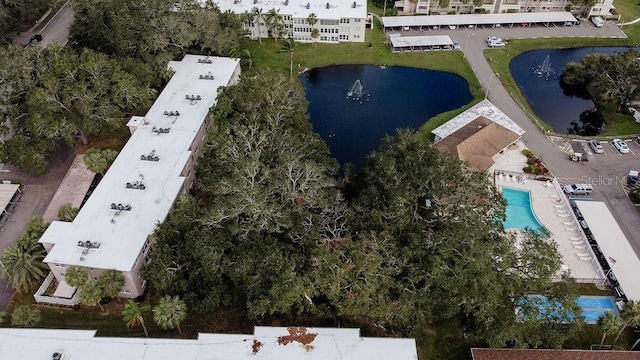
left=510, top=47, right=629, bottom=134
left=300, top=65, right=472, bottom=166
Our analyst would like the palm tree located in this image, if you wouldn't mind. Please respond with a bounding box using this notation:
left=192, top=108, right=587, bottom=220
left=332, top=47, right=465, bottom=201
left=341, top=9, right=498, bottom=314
left=0, top=242, right=47, bottom=293
left=11, top=305, right=41, bottom=328
left=64, top=266, right=90, bottom=288
left=597, top=311, right=621, bottom=344
left=153, top=295, right=187, bottom=335
left=96, top=269, right=125, bottom=302
left=57, top=203, right=79, bottom=222
left=278, top=38, right=298, bottom=81
left=613, top=300, right=640, bottom=346
left=264, top=8, right=283, bottom=43
left=306, top=13, right=318, bottom=48
left=79, top=282, right=105, bottom=312
left=122, top=300, right=151, bottom=337
left=251, top=7, right=264, bottom=43
left=229, top=45, right=253, bottom=69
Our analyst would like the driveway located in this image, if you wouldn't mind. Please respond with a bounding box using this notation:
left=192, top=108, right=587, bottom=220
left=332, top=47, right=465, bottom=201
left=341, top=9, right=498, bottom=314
left=429, top=25, right=640, bottom=256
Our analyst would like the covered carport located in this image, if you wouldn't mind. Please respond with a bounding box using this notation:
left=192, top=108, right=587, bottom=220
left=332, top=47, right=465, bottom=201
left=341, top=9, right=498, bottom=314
left=389, top=35, right=454, bottom=52
left=381, top=12, right=578, bottom=32
left=575, top=200, right=640, bottom=303
left=0, top=183, right=22, bottom=228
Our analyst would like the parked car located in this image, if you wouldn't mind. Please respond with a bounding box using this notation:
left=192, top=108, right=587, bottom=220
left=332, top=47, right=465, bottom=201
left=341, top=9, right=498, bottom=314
left=588, top=140, right=604, bottom=154
left=563, top=183, right=594, bottom=195
left=611, top=138, right=630, bottom=154
left=487, top=40, right=506, bottom=48
left=452, top=40, right=460, bottom=50
left=629, top=170, right=639, bottom=186
left=29, top=34, right=42, bottom=44
left=486, top=36, right=501, bottom=44
left=591, top=16, right=604, bottom=28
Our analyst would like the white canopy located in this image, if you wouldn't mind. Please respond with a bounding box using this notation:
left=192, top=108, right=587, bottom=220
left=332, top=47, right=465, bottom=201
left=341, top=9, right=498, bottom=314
left=575, top=201, right=640, bottom=301
left=382, top=12, right=578, bottom=28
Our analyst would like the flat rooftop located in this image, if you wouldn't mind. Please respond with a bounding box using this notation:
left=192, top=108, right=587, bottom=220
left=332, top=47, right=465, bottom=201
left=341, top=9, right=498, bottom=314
left=40, top=55, right=240, bottom=271
left=389, top=35, right=453, bottom=48
left=432, top=99, right=525, bottom=141
left=209, top=0, right=367, bottom=20
left=0, top=327, right=418, bottom=360
left=575, top=200, right=640, bottom=301
left=382, top=12, right=578, bottom=28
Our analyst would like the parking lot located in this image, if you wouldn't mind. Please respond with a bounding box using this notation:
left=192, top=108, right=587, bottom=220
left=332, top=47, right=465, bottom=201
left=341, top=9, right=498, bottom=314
left=569, top=137, right=640, bottom=159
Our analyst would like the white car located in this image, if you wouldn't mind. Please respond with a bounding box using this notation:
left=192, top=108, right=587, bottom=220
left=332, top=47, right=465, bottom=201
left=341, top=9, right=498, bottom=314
left=452, top=40, right=460, bottom=50
left=488, top=40, right=506, bottom=48
left=486, top=36, right=501, bottom=44
left=588, top=140, right=604, bottom=154
left=611, top=139, right=630, bottom=154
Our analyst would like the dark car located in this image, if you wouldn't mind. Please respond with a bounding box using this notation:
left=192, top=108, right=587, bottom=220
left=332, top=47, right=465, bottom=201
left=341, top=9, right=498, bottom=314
left=29, top=34, right=42, bottom=43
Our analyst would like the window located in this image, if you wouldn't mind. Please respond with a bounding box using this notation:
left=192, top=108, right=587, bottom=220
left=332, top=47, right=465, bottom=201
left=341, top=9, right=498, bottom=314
left=354, top=35, right=360, bottom=39
left=133, top=257, right=139, bottom=269
left=120, top=289, right=131, bottom=295
left=54, top=263, right=66, bottom=268
left=142, top=240, right=150, bottom=255
left=141, top=280, right=147, bottom=289
left=60, top=272, right=66, bottom=277
left=354, top=18, right=361, bottom=22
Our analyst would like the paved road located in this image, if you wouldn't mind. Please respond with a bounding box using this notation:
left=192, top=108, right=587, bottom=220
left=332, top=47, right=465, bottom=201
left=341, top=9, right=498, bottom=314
left=10, top=1, right=74, bottom=46
left=434, top=24, right=640, bottom=256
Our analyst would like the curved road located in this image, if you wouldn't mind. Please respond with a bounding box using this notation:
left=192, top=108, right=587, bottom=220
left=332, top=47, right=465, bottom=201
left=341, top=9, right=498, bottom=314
left=454, top=26, right=640, bottom=255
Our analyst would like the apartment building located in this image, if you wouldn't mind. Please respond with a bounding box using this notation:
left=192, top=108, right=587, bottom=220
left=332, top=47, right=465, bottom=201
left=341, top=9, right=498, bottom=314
left=0, top=327, right=418, bottom=360
left=395, top=0, right=614, bottom=18
left=36, top=55, right=241, bottom=304
left=212, top=0, right=368, bottom=43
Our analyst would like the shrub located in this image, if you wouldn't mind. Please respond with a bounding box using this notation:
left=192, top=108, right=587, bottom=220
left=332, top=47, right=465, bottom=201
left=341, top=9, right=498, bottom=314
left=522, top=149, right=535, bottom=159
left=630, top=188, right=640, bottom=204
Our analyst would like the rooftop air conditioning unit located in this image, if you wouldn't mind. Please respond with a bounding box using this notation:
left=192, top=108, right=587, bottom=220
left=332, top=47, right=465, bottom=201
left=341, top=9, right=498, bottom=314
left=196, top=95, right=201, bottom=100
left=352, top=1, right=356, bottom=7
left=326, top=2, right=330, bottom=8
left=52, top=353, right=62, bottom=360
left=284, top=0, right=289, bottom=5
left=140, top=155, right=148, bottom=160
left=77, top=241, right=84, bottom=247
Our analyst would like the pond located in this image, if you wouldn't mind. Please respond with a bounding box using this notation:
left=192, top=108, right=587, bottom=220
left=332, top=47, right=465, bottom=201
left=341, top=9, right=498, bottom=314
left=510, top=47, right=630, bottom=135
left=300, top=65, right=472, bottom=166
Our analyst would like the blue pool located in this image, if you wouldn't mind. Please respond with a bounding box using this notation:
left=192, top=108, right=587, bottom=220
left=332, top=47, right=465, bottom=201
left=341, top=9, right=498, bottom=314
left=502, top=188, right=543, bottom=231
left=520, top=296, right=618, bottom=324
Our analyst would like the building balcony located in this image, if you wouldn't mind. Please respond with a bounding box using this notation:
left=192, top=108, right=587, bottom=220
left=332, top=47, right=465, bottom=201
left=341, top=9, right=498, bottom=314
left=34, top=272, right=80, bottom=306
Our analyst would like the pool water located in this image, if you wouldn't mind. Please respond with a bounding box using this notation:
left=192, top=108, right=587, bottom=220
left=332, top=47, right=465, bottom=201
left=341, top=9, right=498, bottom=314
left=520, top=295, right=618, bottom=324
left=502, top=188, right=543, bottom=231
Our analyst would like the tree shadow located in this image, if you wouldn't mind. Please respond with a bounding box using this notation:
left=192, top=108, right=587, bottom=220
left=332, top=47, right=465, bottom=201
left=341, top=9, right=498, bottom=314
left=567, top=108, right=604, bottom=136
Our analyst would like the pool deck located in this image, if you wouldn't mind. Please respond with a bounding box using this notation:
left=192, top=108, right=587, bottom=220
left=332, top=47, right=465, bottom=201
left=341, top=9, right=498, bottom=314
left=490, top=141, right=601, bottom=282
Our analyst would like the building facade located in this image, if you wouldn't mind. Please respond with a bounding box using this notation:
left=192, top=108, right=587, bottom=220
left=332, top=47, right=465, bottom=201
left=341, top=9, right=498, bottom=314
left=36, top=55, right=241, bottom=303
left=211, top=0, right=368, bottom=43
left=395, top=0, right=614, bottom=18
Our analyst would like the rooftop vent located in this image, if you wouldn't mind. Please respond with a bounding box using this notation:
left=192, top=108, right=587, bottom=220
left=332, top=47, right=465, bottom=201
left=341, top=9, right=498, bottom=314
left=197, top=57, right=213, bottom=64
left=352, top=1, right=356, bottom=7
left=186, top=95, right=202, bottom=102
left=164, top=110, right=180, bottom=116
left=151, top=127, right=171, bottom=134
left=284, top=0, right=289, bottom=5
left=125, top=181, right=146, bottom=190
left=52, top=353, right=62, bottom=360
left=110, top=203, right=132, bottom=211
left=234, top=0, right=240, bottom=3
left=306, top=2, right=310, bottom=8
left=326, top=2, right=330, bottom=8
left=254, top=0, right=258, bottom=4
left=140, top=154, right=159, bottom=161
left=199, top=72, right=215, bottom=80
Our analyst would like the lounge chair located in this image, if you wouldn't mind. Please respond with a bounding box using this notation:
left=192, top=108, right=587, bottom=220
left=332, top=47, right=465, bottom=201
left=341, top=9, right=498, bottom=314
left=566, top=227, right=576, bottom=231
left=579, top=256, right=591, bottom=261
left=563, top=222, right=573, bottom=226
left=576, top=252, right=589, bottom=257
left=569, top=237, right=581, bottom=241
left=573, top=244, right=584, bottom=249
left=558, top=213, right=569, bottom=217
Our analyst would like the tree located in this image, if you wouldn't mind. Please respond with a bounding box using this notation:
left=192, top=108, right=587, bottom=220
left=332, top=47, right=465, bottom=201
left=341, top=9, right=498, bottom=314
left=264, top=8, right=283, bottom=43
left=64, top=266, right=90, bottom=288
left=78, top=282, right=106, bottom=312
left=229, top=45, right=253, bottom=69
left=83, top=148, right=119, bottom=175
left=598, top=311, right=621, bottom=345
left=153, top=295, right=187, bottom=334
left=96, top=269, right=125, bottom=301
left=251, top=7, right=264, bottom=43
left=0, top=241, right=47, bottom=292
left=10, top=305, right=41, bottom=328
left=15, top=217, right=49, bottom=247
left=613, top=300, right=640, bottom=346
left=57, top=203, right=79, bottom=222
left=307, top=13, right=318, bottom=47
left=278, top=38, right=298, bottom=81
left=122, top=300, right=151, bottom=337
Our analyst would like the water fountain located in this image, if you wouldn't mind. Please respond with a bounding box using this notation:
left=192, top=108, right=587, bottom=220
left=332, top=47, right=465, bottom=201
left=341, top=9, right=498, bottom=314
left=533, top=55, right=555, bottom=80
left=346, top=79, right=370, bottom=103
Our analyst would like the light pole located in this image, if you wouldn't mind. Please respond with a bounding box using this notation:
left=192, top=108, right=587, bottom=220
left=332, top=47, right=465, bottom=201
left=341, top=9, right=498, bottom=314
left=485, top=72, right=499, bottom=100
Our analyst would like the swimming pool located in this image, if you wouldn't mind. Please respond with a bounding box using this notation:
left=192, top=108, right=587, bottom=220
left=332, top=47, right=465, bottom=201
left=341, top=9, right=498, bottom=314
left=519, top=295, right=618, bottom=324
left=502, top=188, right=543, bottom=231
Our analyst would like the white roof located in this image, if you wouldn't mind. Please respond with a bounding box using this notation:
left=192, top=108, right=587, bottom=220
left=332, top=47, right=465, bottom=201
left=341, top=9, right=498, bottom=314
left=575, top=201, right=640, bottom=301
left=390, top=35, right=453, bottom=48
left=0, top=183, right=19, bottom=212
left=210, top=0, right=367, bottom=20
left=382, top=12, right=577, bottom=28
left=0, top=327, right=418, bottom=360
left=40, top=55, right=240, bottom=271
left=432, top=99, right=525, bottom=141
